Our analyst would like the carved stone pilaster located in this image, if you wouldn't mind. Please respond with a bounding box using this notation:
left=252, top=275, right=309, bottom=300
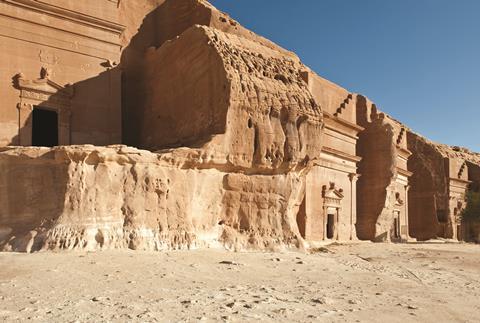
left=17, top=103, right=33, bottom=146
left=348, top=173, right=360, bottom=240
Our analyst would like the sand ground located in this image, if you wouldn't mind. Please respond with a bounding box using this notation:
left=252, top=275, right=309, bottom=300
left=1, top=242, right=479, bottom=323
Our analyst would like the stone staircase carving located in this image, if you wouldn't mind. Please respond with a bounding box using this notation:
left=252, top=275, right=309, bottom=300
left=458, top=161, right=467, bottom=179
left=334, top=93, right=353, bottom=117
left=397, top=127, right=406, bottom=145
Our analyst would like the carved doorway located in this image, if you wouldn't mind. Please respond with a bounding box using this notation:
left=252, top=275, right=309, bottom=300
left=322, top=183, right=344, bottom=240
left=391, top=211, right=402, bottom=241
left=32, top=107, right=58, bottom=147
left=326, top=213, right=335, bottom=239
left=13, top=67, right=73, bottom=146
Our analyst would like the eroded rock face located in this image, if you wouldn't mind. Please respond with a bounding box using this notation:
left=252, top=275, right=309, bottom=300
left=141, top=25, right=323, bottom=173
left=0, top=0, right=323, bottom=253
left=407, top=133, right=478, bottom=241
left=120, top=0, right=301, bottom=148
left=407, top=133, right=450, bottom=240
left=0, top=146, right=306, bottom=252
left=356, top=97, right=411, bottom=242
left=1, top=0, right=478, bottom=252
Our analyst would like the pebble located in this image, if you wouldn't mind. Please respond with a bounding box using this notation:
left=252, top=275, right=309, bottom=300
left=219, top=261, right=243, bottom=266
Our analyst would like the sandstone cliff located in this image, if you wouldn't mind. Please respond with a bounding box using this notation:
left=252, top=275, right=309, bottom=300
left=407, top=132, right=480, bottom=240
left=120, top=0, right=301, bottom=148
left=355, top=96, right=412, bottom=242
left=141, top=25, right=323, bottom=172
left=0, top=0, right=328, bottom=252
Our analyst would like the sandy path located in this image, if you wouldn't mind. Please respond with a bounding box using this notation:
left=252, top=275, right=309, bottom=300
left=1, top=242, right=479, bottom=322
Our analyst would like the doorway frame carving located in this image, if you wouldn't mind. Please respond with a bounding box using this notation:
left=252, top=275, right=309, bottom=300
left=322, top=182, right=344, bottom=240
left=13, top=67, right=74, bottom=146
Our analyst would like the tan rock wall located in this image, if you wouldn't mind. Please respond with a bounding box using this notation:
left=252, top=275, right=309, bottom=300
left=307, top=72, right=356, bottom=125
left=356, top=96, right=410, bottom=241
left=407, top=132, right=453, bottom=240
left=356, top=115, right=395, bottom=240
left=0, top=0, right=124, bottom=146
left=0, top=146, right=305, bottom=252
left=141, top=26, right=229, bottom=150
left=140, top=25, right=323, bottom=172
left=119, top=0, right=302, bottom=148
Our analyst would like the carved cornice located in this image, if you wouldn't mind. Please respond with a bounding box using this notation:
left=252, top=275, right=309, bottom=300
left=13, top=68, right=74, bottom=108
left=14, top=72, right=73, bottom=98
left=2, top=0, right=125, bottom=34
left=396, top=145, right=413, bottom=159
left=449, top=177, right=471, bottom=186
left=321, top=146, right=362, bottom=163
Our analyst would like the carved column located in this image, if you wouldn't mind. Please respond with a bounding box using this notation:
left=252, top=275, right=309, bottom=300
left=17, top=103, right=33, bottom=146
left=349, top=173, right=360, bottom=240
left=322, top=206, right=326, bottom=240
left=405, top=185, right=411, bottom=241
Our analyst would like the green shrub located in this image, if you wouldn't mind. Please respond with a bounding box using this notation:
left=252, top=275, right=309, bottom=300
left=462, top=191, right=480, bottom=222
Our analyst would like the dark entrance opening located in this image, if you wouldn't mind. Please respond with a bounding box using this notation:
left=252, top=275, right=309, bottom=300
left=326, top=213, right=335, bottom=239
left=393, top=217, right=400, bottom=239
left=32, top=107, right=58, bottom=147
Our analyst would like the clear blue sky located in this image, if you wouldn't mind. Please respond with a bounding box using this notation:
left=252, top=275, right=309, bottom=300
left=210, top=0, right=480, bottom=152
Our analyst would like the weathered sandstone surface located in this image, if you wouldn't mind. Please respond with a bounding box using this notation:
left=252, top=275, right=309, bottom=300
left=141, top=25, right=323, bottom=171
left=407, top=133, right=480, bottom=241
left=0, top=145, right=306, bottom=252
left=356, top=97, right=411, bottom=242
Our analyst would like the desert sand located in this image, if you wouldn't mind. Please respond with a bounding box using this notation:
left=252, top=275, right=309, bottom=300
left=1, top=242, right=479, bottom=322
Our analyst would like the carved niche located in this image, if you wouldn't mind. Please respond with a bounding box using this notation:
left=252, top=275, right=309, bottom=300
left=13, top=67, right=74, bottom=146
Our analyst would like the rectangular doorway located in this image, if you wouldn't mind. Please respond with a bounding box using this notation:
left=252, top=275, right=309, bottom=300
left=393, top=217, right=400, bottom=239
left=32, top=107, right=58, bottom=147
left=326, top=213, right=335, bottom=239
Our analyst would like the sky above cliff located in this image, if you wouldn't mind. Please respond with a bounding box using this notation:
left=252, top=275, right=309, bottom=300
left=210, top=0, right=480, bottom=152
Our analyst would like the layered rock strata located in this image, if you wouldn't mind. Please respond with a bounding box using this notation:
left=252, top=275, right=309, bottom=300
left=0, top=146, right=307, bottom=252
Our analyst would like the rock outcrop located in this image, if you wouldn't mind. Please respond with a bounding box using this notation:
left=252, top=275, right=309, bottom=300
left=0, top=0, right=325, bottom=253
left=0, top=0, right=479, bottom=252
left=0, top=145, right=307, bottom=252
left=407, top=133, right=479, bottom=241
left=356, top=96, right=411, bottom=242
left=141, top=25, right=323, bottom=172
